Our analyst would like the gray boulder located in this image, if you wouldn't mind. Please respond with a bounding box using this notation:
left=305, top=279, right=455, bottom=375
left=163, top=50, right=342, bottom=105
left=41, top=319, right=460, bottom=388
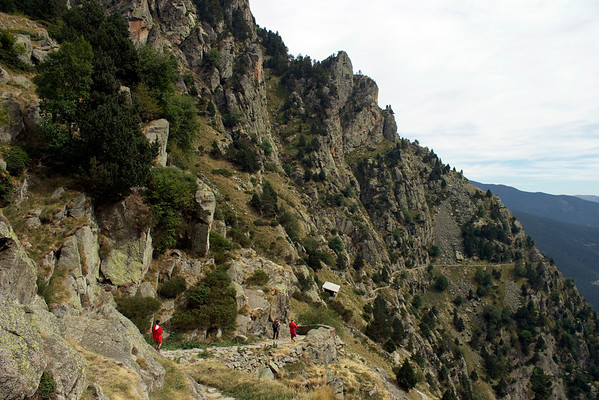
left=143, top=119, right=169, bottom=167
left=0, top=219, right=38, bottom=304
left=0, top=93, right=25, bottom=143
left=14, top=34, right=33, bottom=65
left=65, top=304, right=166, bottom=394
left=189, top=182, right=215, bottom=256
left=0, top=295, right=45, bottom=399
left=98, top=193, right=154, bottom=286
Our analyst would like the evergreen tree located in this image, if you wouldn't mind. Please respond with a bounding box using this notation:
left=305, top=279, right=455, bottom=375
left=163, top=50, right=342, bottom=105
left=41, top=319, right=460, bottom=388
left=396, top=359, right=418, bottom=391
left=77, top=93, right=156, bottom=199
left=34, top=37, right=94, bottom=131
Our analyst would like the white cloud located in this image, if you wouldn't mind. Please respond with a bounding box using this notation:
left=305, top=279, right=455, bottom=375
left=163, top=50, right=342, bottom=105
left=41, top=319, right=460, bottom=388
left=251, top=0, right=599, bottom=195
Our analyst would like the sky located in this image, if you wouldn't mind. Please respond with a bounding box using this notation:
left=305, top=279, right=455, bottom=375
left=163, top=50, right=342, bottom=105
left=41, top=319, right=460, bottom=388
left=250, top=0, right=599, bottom=196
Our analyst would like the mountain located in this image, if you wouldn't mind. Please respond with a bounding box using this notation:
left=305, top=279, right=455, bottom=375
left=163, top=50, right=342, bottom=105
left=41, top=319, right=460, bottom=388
left=578, top=195, right=599, bottom=203
left=471, top=181, right=599, bottom=228
left=472, top=181, right=599, bottom=310
left=1, top=2, right=599, bottom=400
left=512, top=211, right=599, bottom=310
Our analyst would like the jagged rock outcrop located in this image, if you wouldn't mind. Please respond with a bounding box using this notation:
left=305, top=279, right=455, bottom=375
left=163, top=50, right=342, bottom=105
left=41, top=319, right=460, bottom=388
left=0, top=93, right=26, bottom=143
left=0, top=219, right=38, bottom=304
left=143, top=119, right=169, bottom=167
left=97, top=192, right=154, bottom=286
left=189, top=181, right=216, bottom=256
left=64, top=304, right=165, bottom=394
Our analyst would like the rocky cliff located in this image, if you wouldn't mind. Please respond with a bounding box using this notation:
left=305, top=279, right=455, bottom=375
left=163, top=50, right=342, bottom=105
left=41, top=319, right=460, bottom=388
left=1, top=1, right=598, bottom=399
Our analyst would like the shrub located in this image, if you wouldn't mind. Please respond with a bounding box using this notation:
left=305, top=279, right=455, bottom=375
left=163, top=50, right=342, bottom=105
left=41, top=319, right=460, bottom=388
left=226, top=139, right=259, bottom=172
left=428, top=245, right=441, bottom=258
left=245, top=269, right=269, bottom=286
left=0, top=169, right=13, bottom=207
left=299, top=306, right=344, bottom=333
left=158, top=276, right=187, bottom=298
left=435, top=275, right=449, bottom=292
left=116, top=294, right=161, bottom=332
left=209, top=232, right=233, bottom=264
left=328, top=236, right=344, bottom=254
left=39, top=371, right=56, bottom=399
left=5, top=146, right=30, bottom=176
left=396, top=359, right=418, bottom=390
left=279, top=211, right=300, bottom=242
left=172, top=266, right=237, bottom=332
left=147, top=167, right=198, bottom=252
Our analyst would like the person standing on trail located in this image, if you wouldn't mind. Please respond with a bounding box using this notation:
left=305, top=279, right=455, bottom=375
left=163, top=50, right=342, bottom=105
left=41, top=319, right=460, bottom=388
left=272, top=318, right=280, bottom=340
left=152, top=320, right=163, bottom=350
left=289, top=319, right=297, bottom=342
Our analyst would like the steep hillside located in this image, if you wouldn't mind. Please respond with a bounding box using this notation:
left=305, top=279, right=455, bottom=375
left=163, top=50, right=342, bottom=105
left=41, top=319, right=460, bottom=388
left=512, top=211, right=599, bottom=310
left=472, top=181, right=599, bottom=311
left=472, top=181, right=599, bottom=228
left=1, top=2, right=599, bottom=400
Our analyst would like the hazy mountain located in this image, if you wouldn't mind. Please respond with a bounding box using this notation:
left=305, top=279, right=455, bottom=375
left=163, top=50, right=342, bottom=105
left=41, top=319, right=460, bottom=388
left=472, top=181, right=599, bottom=310
left=512, top=211, right=599, bottom=310
left=471, top=181, right=599, bottom=228
left=578, top=195, right=599, bottom=203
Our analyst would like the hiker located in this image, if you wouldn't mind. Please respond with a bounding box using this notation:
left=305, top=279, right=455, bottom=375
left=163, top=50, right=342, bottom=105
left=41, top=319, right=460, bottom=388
left=272, top=318, right=280, bottom=340
left=152, top=320, right=163, bottom=350
left=289, top=319, right=298, bottom=342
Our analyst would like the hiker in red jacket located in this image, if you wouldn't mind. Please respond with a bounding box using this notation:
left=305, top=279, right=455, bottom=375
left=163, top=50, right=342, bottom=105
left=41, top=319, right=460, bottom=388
left=289, top=319, right=298, bottom=342
left=152, top=320, right=163, bottom=350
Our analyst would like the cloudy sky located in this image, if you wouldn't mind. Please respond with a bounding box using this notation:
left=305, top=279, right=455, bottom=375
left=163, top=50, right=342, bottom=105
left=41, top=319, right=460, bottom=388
left=251, top=0, right=599, bottom=196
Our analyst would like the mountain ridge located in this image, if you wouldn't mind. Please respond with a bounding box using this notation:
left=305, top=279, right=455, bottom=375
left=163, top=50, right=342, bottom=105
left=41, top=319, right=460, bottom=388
left=0, top=1, right=598, bottom=399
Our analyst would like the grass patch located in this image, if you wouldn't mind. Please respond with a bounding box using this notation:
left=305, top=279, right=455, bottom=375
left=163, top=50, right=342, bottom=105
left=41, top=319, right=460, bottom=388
left=150, top=359, right=197, bottom=400
left=186, top=359, right=319, bottom=400
left=74, top=342, right=144, bottom=400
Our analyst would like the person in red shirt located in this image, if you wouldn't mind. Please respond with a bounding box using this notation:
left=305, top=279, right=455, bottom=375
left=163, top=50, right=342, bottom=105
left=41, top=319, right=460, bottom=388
left=289, top=319, right=298, bottom=342
left=152, top=320, right=163, bottom=350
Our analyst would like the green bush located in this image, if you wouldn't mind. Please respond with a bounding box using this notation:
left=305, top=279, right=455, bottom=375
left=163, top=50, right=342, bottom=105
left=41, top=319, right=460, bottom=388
left=279, top=211, right=300, bottom=242
left=39, top=371, right=56, bottom=399
left=0, top=169, right=13, bottom=207
left=435, top=275, right=449, bottom=292
left=245, top=269, right=269, bottom=286
left=396, top=359, right=418, bottom=391
left=5, top=146, right=30, bottom=176
left=172, top=266, right=237, bottom=333
left=209, top=232, right=233, bottom=264
left=147, top=167, right=198, bottom=252
left=116, top=294, right=161, bottom=332
left=158, top=276, right=187, bottom=298
left=299, top=306, right=344, bottom=333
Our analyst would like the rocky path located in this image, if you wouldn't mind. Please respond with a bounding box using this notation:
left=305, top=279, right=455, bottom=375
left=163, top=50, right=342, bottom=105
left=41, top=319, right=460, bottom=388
left=162, top=330, right=339, bottom=399
left=161, top=337, right=308, bottom=400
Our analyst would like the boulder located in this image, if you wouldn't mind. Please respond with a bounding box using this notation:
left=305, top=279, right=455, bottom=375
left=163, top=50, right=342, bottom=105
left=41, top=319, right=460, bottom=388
left=189, top=182, right=215, bottom=256
left=304, top=327, right=338, bottom=365
left=100, top=227, right=153, bottom=286
left=0, top=295, right=46, bottom=399
left=14, top=34, right=33, bottom=65
left=98, top=193, right=154, bottom=286
left=143, top=119, right=169, bottom=167
left=0, top=219, right=38, bottom=304
left=0, top=93, right=25, bottom=143
left=65, top=304, right=166, bottom=394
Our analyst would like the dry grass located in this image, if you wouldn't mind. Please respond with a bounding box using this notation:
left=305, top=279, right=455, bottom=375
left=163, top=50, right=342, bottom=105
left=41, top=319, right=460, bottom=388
left=149, top=358, right=198, bottom=400
left=71, top=341, right=145, bottom=400
left=185, top=359, right=326, bottom=400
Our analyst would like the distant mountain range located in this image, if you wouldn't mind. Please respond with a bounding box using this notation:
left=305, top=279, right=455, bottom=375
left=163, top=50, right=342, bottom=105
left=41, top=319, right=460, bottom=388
left=471, top=181, right=599, bottom=311
left=578, top=195, right=599, bottom=204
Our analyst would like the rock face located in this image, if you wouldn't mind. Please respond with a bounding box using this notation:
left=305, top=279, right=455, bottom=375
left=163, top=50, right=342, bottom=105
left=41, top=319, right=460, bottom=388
left=0, top=295, right=46, bottom=400
left=0, top=93, right=26, bottom=143
left=0, top=219, right=38, bottom=304
left=97, top=193, right=154, bottom=286
left=189, top=182, right=216, bottom=256
left=143, top=119, right=170, bottom=167
left=65, top=304, right=165, bottom=393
